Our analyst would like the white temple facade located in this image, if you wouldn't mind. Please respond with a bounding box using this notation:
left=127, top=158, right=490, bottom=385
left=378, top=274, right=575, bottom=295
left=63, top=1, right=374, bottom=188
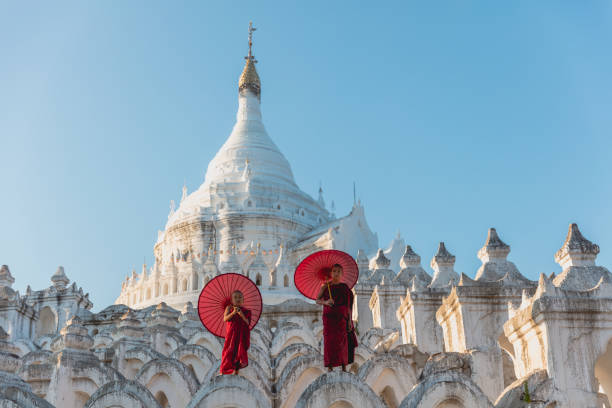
left=1, top=29, right=611, bottom=408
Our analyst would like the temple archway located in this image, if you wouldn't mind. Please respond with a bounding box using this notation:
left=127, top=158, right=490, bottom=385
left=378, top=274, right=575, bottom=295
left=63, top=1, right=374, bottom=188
left=84, top=380, right=162, bottom=408
left=186, top=375, right=270, bottom=408
left=295, top=371, right=386, bottom=408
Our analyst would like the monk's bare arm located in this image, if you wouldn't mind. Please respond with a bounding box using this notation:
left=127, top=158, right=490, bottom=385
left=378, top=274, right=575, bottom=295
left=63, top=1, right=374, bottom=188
left=223, top=305, right=235, bottom=322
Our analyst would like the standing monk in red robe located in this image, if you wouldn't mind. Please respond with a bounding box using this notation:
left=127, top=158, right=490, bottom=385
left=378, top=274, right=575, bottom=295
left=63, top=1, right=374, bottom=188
left=316, top=263, right=358, bottom=372
left=220, top=290, right=251, bottom=375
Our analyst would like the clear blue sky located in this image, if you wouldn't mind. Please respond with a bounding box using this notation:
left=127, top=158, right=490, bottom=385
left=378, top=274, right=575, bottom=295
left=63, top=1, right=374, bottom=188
left=1, top=1, right=610, bottom=310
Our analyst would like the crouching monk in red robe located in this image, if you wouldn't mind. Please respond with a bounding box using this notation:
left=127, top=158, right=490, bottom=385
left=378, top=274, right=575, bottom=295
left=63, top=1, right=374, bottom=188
left=220, top=290, right=251, bottom=375
left=316, top=263, right=358, bottom=372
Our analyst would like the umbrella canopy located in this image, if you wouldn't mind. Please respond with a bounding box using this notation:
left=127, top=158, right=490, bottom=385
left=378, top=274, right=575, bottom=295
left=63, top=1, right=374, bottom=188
left=197, top=273, right=263, bottom=338
left=294, top=249, right=359, bottom=300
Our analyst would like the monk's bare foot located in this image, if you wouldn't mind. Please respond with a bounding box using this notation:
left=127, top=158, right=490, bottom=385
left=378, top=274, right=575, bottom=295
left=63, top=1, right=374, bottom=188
left=234, top=369, right=240, bottom=375
left=342, top=365, right=346, bottom=372
left=327, top=366, right=333, bottom=372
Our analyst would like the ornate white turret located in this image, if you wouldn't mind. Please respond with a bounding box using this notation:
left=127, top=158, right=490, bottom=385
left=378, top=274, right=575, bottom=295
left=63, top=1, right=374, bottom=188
left=366, top=249, right=396, bottom=284
left=219, top=243, right=241, bottom=274
left=0, top=265, right=14, bottom=288
left=51, top=266, right=70, bottom=289
left=429, top=243, right=459, bottom=288
left=141, top=261, right=148, bottom=280
left=317, top=185, right=325, bottom=208
left=474, top=228, right=527, bottom=284
left=400, top=245, right=420, bottom=268
left=555, top=223, right=599, bottom=269
left=51, top=316, right=94, bottom=352
left=181, top=184, right=188, bottom=203
left=369, top=231, right=405, bottom=273
left=153, top=260, right=161, bottom=278
left=477, top=228, right=510, bottom=263
left=552, top=223, right=611, bottom=291
left=356, top=249, right=371, bottom=282
left=114, top=309, right=144, bottom=340
left=248, top=243, right=269, bottom=284
left=0, top=265, right=18, bottom=303
left=166, top=258, right=177, bottom=279
left=203, top=246, right=219, bottom=277
left=374, top=249, right=391, bottom=269
left=271, top=244, right=291, bottom=287
left=179, top=301, right=199, bottom=323
left=394, top=245, right=431, bottom=287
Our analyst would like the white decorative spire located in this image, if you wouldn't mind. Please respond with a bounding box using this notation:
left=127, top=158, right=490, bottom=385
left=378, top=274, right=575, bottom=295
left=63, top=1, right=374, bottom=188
left=0, top=265, right=14, bottom=288
left=168, top=200, right=176, bottom=218
left=477, top=228, right=510, bottom=263
left=365, top=249, right=396, bottom=285
left=552, top=223, right=611, bottom=291
left=317, top=183, right=325, bottom=208
left=555, top=223, right=599, bottom=269
left=474, top=228, right=527, bottom=284
left=51, top=266, right=70, bottom=289
left=181, top=184, right=188, bottom=203
left=242, top=157, right=252, bottom=181
left=395, top=245, right=432, bottom=289
left=356, top=249, right=370, bottom=276
left=249, top=243, right=268, bottom=284
left=429, top=242, right=459, bottom=288
left=373, top=249, right=391, bottom=270
left=399, top=245, right=420, bottom=268
left=219, top=242, right=241, bottom=274
left=271, top=243, right=291, bottom=287
left=203, top=245, right=219, bottom=277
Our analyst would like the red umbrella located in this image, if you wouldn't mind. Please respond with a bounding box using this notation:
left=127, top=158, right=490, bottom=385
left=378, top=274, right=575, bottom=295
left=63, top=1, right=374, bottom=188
left=197, top=273, right=263, bottom=338
left=294, top=249, right=359, bottom=300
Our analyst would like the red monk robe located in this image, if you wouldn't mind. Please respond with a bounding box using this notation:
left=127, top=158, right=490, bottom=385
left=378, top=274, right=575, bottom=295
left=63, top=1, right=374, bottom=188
left=321, top=282, right=358, bottom=367
left=220, top=307, right=251, bottom=374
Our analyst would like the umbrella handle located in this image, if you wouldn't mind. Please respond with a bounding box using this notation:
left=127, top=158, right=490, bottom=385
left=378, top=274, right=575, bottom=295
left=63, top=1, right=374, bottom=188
left=327, top=281, right=333, bottom=302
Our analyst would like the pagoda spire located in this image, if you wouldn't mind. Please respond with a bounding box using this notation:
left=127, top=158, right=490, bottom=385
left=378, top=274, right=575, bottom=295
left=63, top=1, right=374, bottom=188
left=239, top=21, right=261, bottom=99
left=247, top=21, right=257, bottom=61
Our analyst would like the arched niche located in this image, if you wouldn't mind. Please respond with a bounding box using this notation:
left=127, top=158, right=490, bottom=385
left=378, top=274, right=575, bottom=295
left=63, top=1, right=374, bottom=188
left=36, top=306, right=57, bottom=337
left=134, top=358, right=199, bottom=408
left=186, top=375, right=270, bottom=408
left=170, top=344, right=217, bottom=384
left=84, top=380, right=162, bottom=408
left=398, top=371, right=493, bottom=408
left=295, top=371, right=386, bottom=408
left=155, top=390, right=169, bottom=408
left=380, top=385, right=400, bottom=408
left=595, top=336, right=612, bottom=403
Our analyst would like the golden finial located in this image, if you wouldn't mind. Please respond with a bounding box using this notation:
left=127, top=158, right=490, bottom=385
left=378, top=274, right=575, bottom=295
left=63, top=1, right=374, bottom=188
left=239, top=21, right=261, bottom=98
left=247, top=21, right=257, bottom=62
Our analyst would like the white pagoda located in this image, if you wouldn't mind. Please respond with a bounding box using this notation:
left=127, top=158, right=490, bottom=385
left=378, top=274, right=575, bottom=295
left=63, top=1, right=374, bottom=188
left=114, top=25, right=377, bottom=310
